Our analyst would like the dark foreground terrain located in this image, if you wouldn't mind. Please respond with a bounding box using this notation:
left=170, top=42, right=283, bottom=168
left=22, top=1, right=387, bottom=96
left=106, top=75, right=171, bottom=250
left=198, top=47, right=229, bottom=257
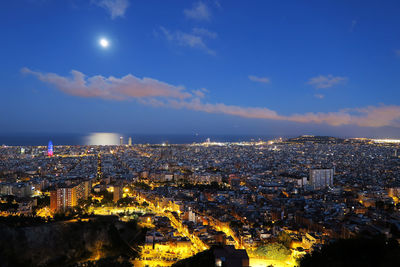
left=0, top=215, right=145, bottom=267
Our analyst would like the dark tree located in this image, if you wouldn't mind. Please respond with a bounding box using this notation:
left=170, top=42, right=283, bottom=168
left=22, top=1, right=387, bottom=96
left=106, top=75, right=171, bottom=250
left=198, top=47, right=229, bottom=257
left=300, top=236, right=400, bottom=267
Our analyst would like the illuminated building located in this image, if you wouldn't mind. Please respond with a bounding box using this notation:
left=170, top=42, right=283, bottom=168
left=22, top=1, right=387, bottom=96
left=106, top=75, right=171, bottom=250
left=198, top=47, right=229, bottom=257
left=309, top=168, right=333, bottom=189
left=128, top=137, right=132, bottom=146
left=75, top=180, right=91, bottom=200
left=50, top=186, right=77, bottom=211
left=113, top=185, right=123, bottom=202
left=47, top=140, right=53, bottom=157
left=120, top=136, right=123, bottom=145
left=50, top=181, right=91, bottom=211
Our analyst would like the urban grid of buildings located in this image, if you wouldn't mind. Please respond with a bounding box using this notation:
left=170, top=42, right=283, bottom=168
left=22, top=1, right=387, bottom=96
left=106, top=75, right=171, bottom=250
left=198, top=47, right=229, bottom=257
left=1, top=135, right=400, bottom=266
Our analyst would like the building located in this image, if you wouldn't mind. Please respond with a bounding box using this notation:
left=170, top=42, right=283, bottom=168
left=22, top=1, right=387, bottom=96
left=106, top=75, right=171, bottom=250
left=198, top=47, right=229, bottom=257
left=113, top=185, right=123, bottom=202
left=128, top=137, right=132, bottom=146
left=50, top=186, right=77, bottom=211
left=309, top=168, right=334, bottom=189
left=47, top=140, right=53, bottom=157
left=49, top=180, right=91, bottom=211
left=0, top=183, right=13, bottom=196
left=12, top=183, right=33, bottom=198
left=120, top=136, right=124, bottom=146
left=75, top=180, right=91, bottom=201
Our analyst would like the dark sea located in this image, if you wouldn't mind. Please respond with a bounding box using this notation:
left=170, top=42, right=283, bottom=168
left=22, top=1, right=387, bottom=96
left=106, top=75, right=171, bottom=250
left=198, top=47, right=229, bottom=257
left=0, top=133, right=277, bottom=146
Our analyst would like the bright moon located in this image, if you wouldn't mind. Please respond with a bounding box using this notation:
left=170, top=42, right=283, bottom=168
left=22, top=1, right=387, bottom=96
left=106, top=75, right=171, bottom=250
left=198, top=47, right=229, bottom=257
left=99, top=38, right=109, bottom=48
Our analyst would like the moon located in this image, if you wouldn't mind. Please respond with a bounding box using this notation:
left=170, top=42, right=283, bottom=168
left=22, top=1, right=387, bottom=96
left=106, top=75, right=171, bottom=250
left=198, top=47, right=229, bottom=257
left=99, top=38, right=109, bottom=48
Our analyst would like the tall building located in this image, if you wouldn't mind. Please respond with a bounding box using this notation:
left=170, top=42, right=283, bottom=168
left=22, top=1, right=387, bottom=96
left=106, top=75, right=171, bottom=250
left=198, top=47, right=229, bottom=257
left=47, top=140, right=53, bottom=157
left=113, top=185, right=123, bottom=202
left=50, top=186, right=77, bottom=211
left=128, top=137, right=132, bottom=146
left=50, top=181, right=91, bottom=211
left=309, top=168, right=334, bottom=189
left=75, top=180, right=91, bottom=201
left=120, top=136, right=123, bottom=145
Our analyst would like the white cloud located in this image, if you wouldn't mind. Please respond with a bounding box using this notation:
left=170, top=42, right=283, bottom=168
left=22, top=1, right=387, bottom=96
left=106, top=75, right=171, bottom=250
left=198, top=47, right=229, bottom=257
left=184, top=2, right=211, bottom=21
left=23, top=68, right=400, bottom=128
left=93, top=0, right=130, bottom=19
left=192, top=28, right=217, bottom=39
left=159, top=26, right=216, bottom=55
left=307, top=74, right=348, bottom=89
left=314, top=94, right=324, bottom=99
left=248, top=75, right=270, bottom=84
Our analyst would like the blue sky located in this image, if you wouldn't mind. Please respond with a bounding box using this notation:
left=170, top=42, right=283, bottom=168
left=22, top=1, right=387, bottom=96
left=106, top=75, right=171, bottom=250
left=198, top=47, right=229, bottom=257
left=1, top=0, right=400, bottom=137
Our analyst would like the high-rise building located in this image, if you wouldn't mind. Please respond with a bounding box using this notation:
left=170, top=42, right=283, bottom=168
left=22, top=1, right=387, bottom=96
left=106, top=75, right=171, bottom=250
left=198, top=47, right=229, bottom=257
left=309, top=168, right=334, bottom=189
left=47, top=141, right=53, bottom=157
left=113, top=185, right=123, bottom=202
left=75, top=180, right=91, bottom=201
left=128, top=137, right=132, bottom=146
left=120, top=136, right=123, bottom=145
left=50, top=181, right=91, bottom=211
left=50, top=186, right=77, bottom=211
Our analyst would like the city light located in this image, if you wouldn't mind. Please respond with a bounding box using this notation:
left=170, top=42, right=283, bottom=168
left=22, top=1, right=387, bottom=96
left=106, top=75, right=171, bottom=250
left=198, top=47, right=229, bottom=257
left=372, top=139, right=400, bottom=143
left=2, top=136, right=400, bottom=266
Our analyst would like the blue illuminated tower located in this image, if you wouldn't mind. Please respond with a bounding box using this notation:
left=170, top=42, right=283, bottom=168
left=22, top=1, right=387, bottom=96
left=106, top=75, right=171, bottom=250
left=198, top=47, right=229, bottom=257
left=48, top=141, right=53, bottom=157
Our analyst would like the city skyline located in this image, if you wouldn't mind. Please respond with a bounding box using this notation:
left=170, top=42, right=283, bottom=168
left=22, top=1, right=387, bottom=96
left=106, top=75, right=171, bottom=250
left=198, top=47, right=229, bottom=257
left=2, top=1, right=400, bottom=137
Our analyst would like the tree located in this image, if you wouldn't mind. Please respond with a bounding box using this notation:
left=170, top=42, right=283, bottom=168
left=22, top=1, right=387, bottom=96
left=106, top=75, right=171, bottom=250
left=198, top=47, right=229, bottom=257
left=254, top=243, right=291, bottom=261
left=278, top=231, right=293, bottom=249
left=300, top=236, right=400, bottom=267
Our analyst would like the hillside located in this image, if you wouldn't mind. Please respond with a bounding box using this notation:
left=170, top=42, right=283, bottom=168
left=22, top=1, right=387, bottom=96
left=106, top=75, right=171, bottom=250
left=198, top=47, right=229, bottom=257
left=0, top=216, right=144, bottom=267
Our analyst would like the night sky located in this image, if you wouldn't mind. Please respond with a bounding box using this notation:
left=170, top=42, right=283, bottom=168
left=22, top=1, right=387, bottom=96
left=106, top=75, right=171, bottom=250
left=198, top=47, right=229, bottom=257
left=1, top=0, right=400, bottom=137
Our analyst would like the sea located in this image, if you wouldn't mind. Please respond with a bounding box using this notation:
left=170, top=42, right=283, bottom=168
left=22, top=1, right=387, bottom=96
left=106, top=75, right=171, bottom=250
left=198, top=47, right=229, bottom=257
left=0, top=133, right=278, bottom=146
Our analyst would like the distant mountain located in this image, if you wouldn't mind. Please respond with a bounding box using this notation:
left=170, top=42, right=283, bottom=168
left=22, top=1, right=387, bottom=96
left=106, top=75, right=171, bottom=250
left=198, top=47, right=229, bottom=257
left=286, top=135, right=344, bottom=144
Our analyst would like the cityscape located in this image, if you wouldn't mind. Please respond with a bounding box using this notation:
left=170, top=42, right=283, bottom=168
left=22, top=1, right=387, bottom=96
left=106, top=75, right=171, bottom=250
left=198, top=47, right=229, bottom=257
left=1, top=136, right=400, bottom=266
left=2, top=0, right=400, bottom=266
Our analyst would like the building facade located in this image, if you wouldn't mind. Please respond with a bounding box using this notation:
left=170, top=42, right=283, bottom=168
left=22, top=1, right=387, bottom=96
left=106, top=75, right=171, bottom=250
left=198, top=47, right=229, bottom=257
left=309, top=168, right=334, bottom=189
left=50, top=186, right=77, bottom=211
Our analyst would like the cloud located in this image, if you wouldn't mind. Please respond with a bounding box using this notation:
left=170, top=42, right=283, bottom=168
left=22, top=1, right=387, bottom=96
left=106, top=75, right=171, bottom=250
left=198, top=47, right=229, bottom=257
left=159, top=27, right=216, bottom=55
left=192, top=89, right=207, bottom=98
left=307, top=74, right=348, bottom=89
left=353, top=105, right=400, bottom=127
left=164, top=99, right=400, bottom=128
left=21, top=67, right=191, bottom=100
left=184, top=1, right=211, bottom=21
left=395, top=50, right=400, bottom=57
left=192, top=28, right=217, bottom=39
left=248, top=75, right=270, bottom=84
left=23, top=68, right=400, bottom=128
left=93, top=0, right=129, bottom=19
left=314, top=94, right=324, bottom=99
